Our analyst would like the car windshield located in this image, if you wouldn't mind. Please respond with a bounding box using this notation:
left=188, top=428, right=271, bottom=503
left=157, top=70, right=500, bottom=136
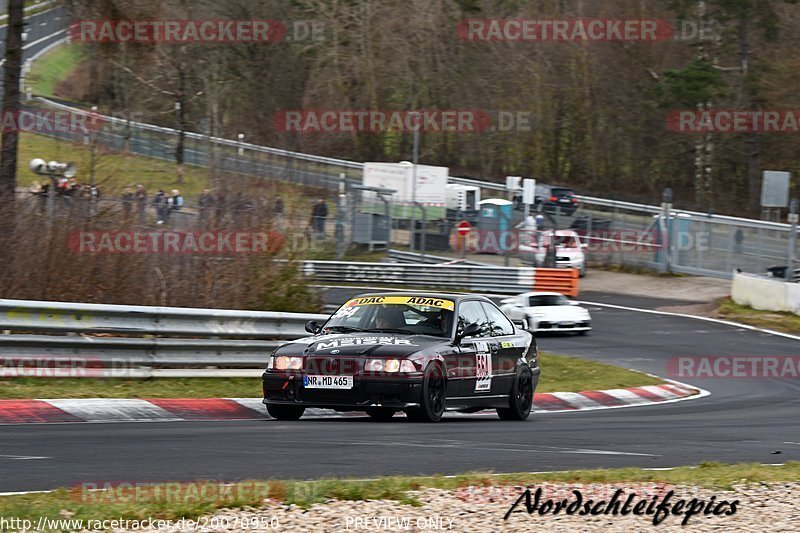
left=528, top=295, right=571, bottom=306
left=552, top=188, right=574, bottom=197
left=554, top=235, right=579, bottom=248
left=324, top=296, right=455, bottom=337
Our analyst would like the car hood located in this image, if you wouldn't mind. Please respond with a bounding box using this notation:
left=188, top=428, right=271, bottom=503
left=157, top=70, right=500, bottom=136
left=525, top=305, right=588, bottom=320
left=518, top=244, right=583, bottom=256
left=554, top=248, right=583, bottom=258
left=275, top=332, right=446, bottom=357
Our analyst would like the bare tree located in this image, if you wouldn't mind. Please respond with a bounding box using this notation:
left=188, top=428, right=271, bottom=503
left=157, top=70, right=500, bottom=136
left=0, top=0, right=24, bottom=218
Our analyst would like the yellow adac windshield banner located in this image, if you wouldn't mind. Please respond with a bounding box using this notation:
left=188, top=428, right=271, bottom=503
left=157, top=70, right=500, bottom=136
left=345, top=296, right=455, bottom=311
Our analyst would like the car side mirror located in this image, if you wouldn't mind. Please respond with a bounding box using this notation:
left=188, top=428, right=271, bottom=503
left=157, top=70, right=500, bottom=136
left=305, top=320, right=320, bottom=334
left=455, top=322, right=481, bottom=344
left=569, top=301, right=580, bottom=306
left=512, top=320, right=526, bottom=331
left=580, top=243, right=588, bottom=249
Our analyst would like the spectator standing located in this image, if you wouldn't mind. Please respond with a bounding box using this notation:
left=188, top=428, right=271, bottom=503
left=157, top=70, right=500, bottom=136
left=273, top=197, right=285, bottom=228
left=199, top=188, right=214, bottom=228
left=166, top=189, right=183, bottom=224
left=121, top=186, right=134, bottom=218
left=311, top=198, right=328, bottom=240
left=154, top=189, right=167, bottom=224
left=135, top=184, right=148, bottom=222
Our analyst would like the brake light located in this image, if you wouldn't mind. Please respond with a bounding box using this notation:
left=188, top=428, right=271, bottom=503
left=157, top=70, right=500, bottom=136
left=548, top=196, right=557, bottom=202
left=572, top=198, right=578, bottom=203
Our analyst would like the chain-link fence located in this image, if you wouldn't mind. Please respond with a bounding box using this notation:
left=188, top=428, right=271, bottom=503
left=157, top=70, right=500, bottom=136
left=574, top=198, right=797, bottom=278
left=26, top=97, right=799, bottom=279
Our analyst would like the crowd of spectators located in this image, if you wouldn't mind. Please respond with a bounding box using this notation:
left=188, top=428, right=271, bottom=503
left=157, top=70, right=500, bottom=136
left=29, top=179, right=329, bottom=236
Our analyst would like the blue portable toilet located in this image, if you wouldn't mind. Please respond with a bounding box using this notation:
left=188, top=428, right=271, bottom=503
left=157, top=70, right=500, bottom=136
left=477, top=199, right=514, bottom=253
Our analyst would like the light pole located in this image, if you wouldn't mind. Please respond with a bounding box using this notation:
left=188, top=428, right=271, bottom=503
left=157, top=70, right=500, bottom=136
left=409, top=112, right=420, bottom=252
left=89, top=105, right=98, bottom=192
left=29, top=159, right=76, bottom=227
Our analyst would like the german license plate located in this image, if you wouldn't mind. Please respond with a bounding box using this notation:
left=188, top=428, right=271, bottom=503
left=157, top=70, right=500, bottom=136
left=303, top=375, right=353, bottom=389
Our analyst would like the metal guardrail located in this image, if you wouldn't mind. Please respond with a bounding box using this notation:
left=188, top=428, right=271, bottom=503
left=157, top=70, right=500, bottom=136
left=0, top=299, right=324, bottom=338
left=34, top=96, right=365, bottom=171
left=387, top=249, right=487, bottom=266
left=301, top=260, right=535, bottom=293
left=0, top=299, right=328, bottom=374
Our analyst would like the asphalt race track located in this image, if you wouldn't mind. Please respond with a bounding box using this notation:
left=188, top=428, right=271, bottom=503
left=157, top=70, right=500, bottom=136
left=1, top=290, right=799, bottom=492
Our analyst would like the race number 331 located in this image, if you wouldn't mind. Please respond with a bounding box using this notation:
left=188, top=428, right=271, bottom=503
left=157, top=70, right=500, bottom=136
left=475, top=344, right=492, bottom=392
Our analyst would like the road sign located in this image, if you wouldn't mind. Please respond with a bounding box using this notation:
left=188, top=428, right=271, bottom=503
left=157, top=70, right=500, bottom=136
left=457, top=221, right=471, bottom=237
left=505, top=176, right=521, bottom=191
left=762, top=171, right=790, bottom=208
left=522, top=178, right=536, bottom=205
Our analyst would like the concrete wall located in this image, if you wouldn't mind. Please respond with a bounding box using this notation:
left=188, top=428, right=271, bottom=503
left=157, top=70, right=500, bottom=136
left=731, top=271, right=800, bottom=314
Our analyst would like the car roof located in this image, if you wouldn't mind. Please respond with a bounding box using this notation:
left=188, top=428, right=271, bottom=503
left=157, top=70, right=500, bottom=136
left=351, top=291, right=491, bottom=303
left=517, top=292, right=566, bottom=298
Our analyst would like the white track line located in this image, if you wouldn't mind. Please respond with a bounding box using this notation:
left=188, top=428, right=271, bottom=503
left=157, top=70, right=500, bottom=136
left=579, top=300, right=800, bottom=342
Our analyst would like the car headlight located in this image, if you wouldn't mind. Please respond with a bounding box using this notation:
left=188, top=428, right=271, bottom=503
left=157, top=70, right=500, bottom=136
left=365, top=359, right=417, bottom=373
left=365, top=359, right=384, bottom=372
left=270, top=356, right=303, bottom=371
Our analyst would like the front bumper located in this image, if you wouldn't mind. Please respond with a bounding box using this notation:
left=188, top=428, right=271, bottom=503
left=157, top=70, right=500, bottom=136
left=554, top=258, right=584, bottom=270
left=262, top=372, right=423, bottom=410
left=530, top=317, right=591, bottom=332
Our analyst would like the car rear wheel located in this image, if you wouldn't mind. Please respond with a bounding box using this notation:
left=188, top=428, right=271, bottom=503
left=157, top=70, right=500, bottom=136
left=267, top=404, right=305, bottom=421
left=365, top=407, right=396, bottom=421
left=497, top=366, right=533, bottom=421
left=406, top=363, right=446, bottom=422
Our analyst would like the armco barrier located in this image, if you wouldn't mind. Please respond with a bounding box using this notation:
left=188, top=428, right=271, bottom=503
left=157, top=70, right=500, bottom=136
left=731, top=271, right=800, bottom=315
left=300, top=260, right=580, bottom=296
left=0, top=299, right=322, bottom=338
left=0, top=299, right=328, bottom=374
left=301, top=260, right=536, bottom=294
left=532, top=268, right=580, bottom=297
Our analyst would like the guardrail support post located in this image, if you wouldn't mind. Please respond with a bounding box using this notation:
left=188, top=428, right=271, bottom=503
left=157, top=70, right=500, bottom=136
left=786, top=198, right=798, bottom=280
left=660, top=188, right=673, bottom=274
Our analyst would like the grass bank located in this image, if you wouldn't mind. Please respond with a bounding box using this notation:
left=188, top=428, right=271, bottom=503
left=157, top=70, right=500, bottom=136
left=716, top=298, right=800, bottom=334
left=0, top=462, right=796, bottom=522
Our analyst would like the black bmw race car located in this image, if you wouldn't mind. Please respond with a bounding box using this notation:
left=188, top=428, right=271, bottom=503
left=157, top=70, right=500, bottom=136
left=262, top=292, right=540, bottom=422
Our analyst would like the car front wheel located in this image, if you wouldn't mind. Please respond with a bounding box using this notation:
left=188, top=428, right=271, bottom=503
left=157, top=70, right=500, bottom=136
left=267, top=404, right=305, bottom=421
left=406, top=363, right=446, bottom=422
left=497, top=366, right=534, bottom=421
